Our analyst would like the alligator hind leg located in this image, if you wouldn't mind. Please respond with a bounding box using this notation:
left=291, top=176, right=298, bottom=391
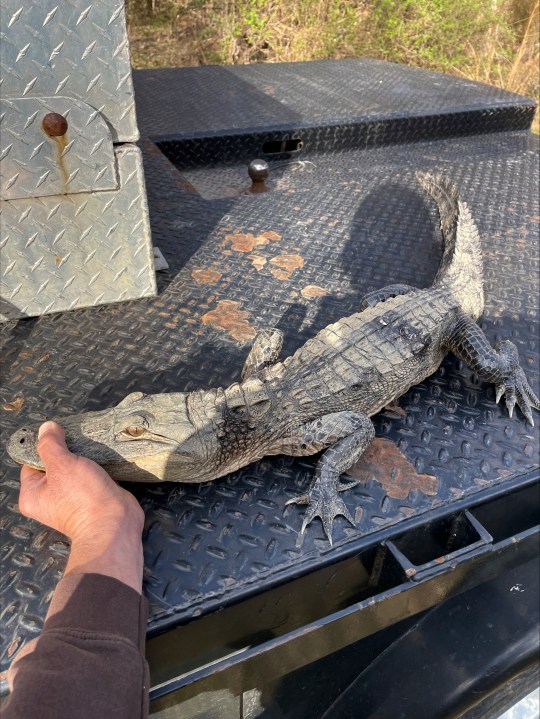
left=360, top=284, right=416, bottom=311
left=241, top=328, right=284, bottom=380
left=285, top=412, right=375, bottom=544
left=447, top=313, right=540, bottom=426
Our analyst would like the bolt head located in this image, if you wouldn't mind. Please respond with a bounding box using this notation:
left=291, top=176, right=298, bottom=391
left=42, top=113, right=68, bottom=137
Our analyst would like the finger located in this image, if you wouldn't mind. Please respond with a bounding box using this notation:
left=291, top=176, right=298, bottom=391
left=37, top=421, right=75, bottom=473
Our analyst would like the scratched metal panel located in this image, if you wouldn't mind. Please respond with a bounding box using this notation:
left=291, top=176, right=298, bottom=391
left=0, top=145, right=156, bottom=321
left=0, top=96, right=117, bottom=200
left=0, top=0, right=137, bottom=143
left=1, top=125, right=538, bottom=674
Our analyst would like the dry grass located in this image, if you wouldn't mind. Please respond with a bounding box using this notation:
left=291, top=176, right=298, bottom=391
left=451, top=0, right=539, bottom=130
left=126, top=0, right=539, bottom=131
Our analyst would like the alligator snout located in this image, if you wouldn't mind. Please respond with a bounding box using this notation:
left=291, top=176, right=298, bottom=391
left=7, top=409, right=120, bottom=472
left=8, top=425, right=43, bottom=470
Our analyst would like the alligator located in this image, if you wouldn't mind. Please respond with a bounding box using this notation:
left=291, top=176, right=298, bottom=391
left=8, top=173, right=539, bottom=543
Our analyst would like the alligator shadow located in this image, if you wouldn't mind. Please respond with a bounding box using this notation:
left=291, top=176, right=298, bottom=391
left=328, top=179, right=441, bottom=316
left=262, top=179, right=445, bottom=358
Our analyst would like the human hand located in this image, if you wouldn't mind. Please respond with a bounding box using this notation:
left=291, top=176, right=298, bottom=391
left=19, top=421, right=145, bottom=593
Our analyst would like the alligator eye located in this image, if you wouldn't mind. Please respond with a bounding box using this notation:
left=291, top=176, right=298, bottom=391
left=122, top=425, right=146, bottom=438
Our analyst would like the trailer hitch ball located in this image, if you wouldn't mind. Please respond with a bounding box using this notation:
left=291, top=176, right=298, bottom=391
left=42, top=112, right=68, bottom=137
left=246, top=159, right=271, bottom=194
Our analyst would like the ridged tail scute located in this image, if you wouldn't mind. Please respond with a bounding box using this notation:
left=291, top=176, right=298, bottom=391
left=417, top=172, right=484, bottom=319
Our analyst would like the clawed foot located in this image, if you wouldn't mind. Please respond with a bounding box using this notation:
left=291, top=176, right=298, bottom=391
left=286, top=478, right=356, bottom=545
left=495, top=342, right=540, bottom=426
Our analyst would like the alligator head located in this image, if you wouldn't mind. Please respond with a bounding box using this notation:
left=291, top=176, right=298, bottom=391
left=7, top=391, right=223, bottom=483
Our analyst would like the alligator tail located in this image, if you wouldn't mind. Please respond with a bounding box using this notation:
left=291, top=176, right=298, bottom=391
left=417, top=172, right=484, bottom=319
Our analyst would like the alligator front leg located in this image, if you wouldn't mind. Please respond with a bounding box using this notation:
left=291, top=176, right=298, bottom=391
left=447, top=313, right=540, bottom=425
left=360, top=284, right=416, bottom=310
left=241, top=328, right=284, bottom=380
left=285, top=412, right=375, bottom=543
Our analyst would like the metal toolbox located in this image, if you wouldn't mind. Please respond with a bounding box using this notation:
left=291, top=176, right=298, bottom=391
left=0, top=0, right=156, bottom=321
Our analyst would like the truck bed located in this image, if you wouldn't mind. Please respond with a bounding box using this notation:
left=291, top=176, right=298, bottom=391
left=1, top=59, right=538, bottom=710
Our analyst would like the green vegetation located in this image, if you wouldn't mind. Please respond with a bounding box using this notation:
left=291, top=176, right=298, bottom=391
left=366, top=0, right=505, bottom=72
left=126, top=0, right=539, bottom=128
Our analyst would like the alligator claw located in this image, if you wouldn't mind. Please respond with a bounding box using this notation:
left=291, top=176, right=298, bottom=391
left=495, top=367, right=539, bottom=427
left=285, top=493, right=310, bottom=506
left=506, top=392, right=516, bottom=419
left=289, top=480, right=355, bottom=545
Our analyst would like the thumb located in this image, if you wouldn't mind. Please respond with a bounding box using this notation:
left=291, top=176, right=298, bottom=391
left=37, top=421, right=74, bottom=472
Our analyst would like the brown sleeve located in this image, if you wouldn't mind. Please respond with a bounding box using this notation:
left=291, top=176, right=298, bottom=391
left=3, top=573, right=149, bottom=719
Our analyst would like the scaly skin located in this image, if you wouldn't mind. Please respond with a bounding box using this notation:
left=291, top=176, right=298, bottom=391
left=8, top=174, right=539, bottom=543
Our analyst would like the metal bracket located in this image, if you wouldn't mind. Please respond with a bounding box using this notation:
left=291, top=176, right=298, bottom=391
left=385, top=510, right=493, bottom=583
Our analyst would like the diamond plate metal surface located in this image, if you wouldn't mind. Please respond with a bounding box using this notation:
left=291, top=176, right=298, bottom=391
left=0, top=96, right=116, bottom=200
left=0, top=61, right=540, bottom=680
left=1, top=0, right=138, bottom=143
left=0, top=0, right=155, bottom=321
left=133, top=59, right=535, bottom=142
left=135, top=59, right=535, bottom=202
left=0, top=144, right=156, bottom=321
left=0, top=64, right=539, bottom=678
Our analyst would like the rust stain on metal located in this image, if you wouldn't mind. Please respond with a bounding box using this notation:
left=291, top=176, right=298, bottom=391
left=2, top=396, right=24, bottom=412
left=301, top=285, right=328, bottom=299
left=248, top=255, right=267, bottom=271
left=222, top=230, right=282, bottom=253
left=191, top=268, right=222, bottom=285
left=383, top=400, right=407, bottom=417
left=224, top=232, right=268, bottom=252
left=37, top=352, right=51, bottom=364
left=177, top=176, right=199, bottom=194
left=346, top=437, right=438, bottom=499
left=43, top=125, right=70, bottom=190
left=54, top=254, right=62, bottom=264
left=201, top=300, right=257, bottom=343
left=269, top=253, right=305, bottom=280
left=42, top=112, right=70, bottom=191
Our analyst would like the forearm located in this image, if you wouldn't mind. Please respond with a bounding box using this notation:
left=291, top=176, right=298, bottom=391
left=4, top=573, right=149, bottom=719
left=6, top=421, right=149, bottom=718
